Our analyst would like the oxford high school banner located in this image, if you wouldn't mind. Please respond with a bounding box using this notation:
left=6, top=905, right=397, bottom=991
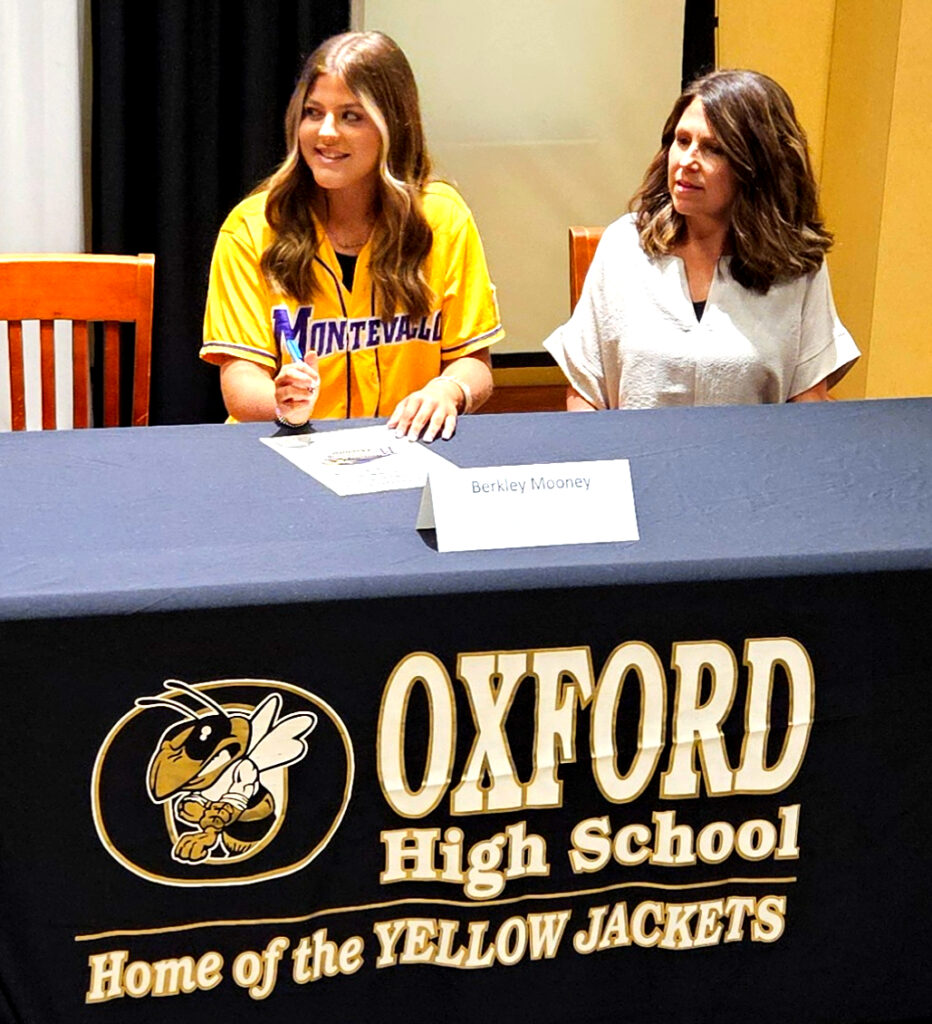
left=1, top=572, right=928, bottom=1023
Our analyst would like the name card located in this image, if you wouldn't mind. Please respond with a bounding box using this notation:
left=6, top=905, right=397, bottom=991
left=416, top=460, right=638, bottom=552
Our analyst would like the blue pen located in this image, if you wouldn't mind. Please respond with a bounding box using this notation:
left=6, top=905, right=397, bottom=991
left=282, top=338, right=316, bottom=415
left=283, top=337, right=304, bottom=365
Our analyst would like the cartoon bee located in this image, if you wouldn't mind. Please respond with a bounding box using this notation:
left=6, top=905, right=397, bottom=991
left=136, top=680, right=317, bottom=864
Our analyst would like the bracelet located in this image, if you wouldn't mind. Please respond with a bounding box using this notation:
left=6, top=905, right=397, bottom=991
left=274, top=406, right=310, bottom=429
left=428, top=375, right=472, bottom=415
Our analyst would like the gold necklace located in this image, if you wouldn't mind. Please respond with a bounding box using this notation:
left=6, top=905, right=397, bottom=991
left=326, top=220, right=374, bottom=253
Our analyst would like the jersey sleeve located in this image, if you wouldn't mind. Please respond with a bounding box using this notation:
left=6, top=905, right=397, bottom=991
left=437, top=205, right=505, bottom=361
left=200, top=214, right=279, bottom=372
left=787, top=261, right=859, bottom=398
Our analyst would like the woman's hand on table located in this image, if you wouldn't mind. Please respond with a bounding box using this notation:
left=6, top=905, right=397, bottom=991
left=387, top=350, right=493, bottom=443
left=388, top=377, right=464, bottom=443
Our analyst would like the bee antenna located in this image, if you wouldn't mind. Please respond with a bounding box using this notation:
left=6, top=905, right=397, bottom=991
left=162, top=679, right=228, bottom=717
left=134, top=695, right=197, bottom=719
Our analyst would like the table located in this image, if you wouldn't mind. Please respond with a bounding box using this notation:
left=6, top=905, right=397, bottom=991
left=1, top=400, right=930, bottom=1023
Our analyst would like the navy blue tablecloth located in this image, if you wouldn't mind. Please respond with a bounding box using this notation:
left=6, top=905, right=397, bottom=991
left=1, top=399, right=930, bottom=620
left=1, top=400, right=930, bottom=1024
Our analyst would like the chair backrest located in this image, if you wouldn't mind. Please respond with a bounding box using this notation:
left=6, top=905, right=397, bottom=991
left=0, top=253, right=154, bottom=429
left=568, top=226, right=604, bottom=312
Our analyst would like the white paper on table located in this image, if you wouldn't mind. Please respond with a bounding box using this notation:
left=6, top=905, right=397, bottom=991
left=260, top=425, right=455, bottom=496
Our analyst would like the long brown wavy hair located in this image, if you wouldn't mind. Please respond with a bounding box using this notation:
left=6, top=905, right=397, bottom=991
left=258, top=32, right=434, bottom=319
left=631, top=69, right=832, bottom=293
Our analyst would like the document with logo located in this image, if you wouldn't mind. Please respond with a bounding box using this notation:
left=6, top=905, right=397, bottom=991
left=261, top=425, right=454, bottom=496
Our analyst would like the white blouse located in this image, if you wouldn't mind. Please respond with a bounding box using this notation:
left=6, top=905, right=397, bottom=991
left=544, top=214, right=859, bottom=409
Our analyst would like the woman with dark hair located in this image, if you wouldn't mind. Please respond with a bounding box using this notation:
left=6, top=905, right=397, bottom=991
left=201, top=32, right=503, bottom=441
left=545, top=69, right=858, bottom=409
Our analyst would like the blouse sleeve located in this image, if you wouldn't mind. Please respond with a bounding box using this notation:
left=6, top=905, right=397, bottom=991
left=787, top=261, right=859, bottom=398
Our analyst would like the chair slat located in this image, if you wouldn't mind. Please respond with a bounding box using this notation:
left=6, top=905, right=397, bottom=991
left=8, top=320, right=27, bottom=431
left=103, top=321, right=121, bottom=428
left=40, top=319, right=57, bottom=429
left=132, top=255, right=155, bottom=426
left=72, top=320, right=90, bottom=428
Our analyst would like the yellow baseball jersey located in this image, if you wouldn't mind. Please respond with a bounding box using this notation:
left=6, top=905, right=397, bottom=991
left=200, top=182, right=504, bottom=418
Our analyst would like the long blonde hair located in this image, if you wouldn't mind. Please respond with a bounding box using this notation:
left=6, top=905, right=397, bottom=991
left=258, top=32, right=434, bottom=319
left=631, top=69, right=832, bottom=293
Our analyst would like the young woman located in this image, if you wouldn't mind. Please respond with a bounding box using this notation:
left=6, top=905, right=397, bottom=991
left=201, top=32, right=503, bottom=441
left=545, top=70, right=859, bottom=410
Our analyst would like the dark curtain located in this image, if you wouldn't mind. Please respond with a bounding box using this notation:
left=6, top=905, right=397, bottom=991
left=91, top=1, right=349, bottom=425
left=682, top=0, right=717, bottom=89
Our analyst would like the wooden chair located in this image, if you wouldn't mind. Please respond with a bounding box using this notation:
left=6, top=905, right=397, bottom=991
left=0, top=253, right=154, bottom=429
left=568, top=226, right=604, bottom=312
left=481, top=226, right=607, bottom=414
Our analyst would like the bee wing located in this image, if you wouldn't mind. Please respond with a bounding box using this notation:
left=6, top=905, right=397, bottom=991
left=245, top=694, right=283, bottom=752
left=248, top=712, right=317, bottom=773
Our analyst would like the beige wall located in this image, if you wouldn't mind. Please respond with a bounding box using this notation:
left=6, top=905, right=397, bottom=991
left=719, top=0, right=932, bottom=399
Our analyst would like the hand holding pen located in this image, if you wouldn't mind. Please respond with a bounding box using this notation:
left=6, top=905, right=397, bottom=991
left=274, top=340, right=319, bottom=427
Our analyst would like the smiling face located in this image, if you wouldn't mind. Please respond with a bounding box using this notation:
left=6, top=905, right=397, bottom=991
left=667, top=97, right=737, bottom=231
left=298, top=72, right=382, bottom=200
